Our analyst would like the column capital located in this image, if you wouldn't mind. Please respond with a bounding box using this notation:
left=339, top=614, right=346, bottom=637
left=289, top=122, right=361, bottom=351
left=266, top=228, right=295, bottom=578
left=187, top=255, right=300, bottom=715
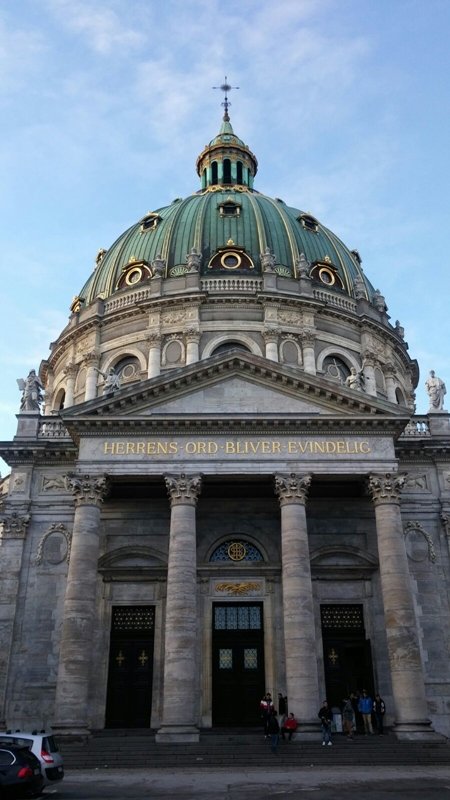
left=274, top=473, right=312, bottom=505
left=146, top=331, right=162, bottom=346
left=0, top=510, right=30, bottom=539
left=300, top=328, right=316, bottom=346
left=82, top=350, right=100, bottom=366
left=66, top=473, right=110, bottom=507
left=63, top=362, right=78, bottom=378
left=263, top=327, right=279, bottom=343
left=367, top=472, right=406, bottom=505
left=165, top=473, right=202, bottom=506
left=185, top=328, right=200, bottom=344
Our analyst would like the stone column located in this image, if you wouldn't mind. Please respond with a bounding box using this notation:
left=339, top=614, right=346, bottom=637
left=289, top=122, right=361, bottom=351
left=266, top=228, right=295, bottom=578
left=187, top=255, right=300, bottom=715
left=362, top=352, right=377, bottom=397
left=274, top=473, right=319, bottom=735
left=185, top=330, right=200, bottom=365
left=300, top=330, right=316, bottom=374
left=264, top=329, right=279, bottom=362
left=53, top=474, right=109, bottom=736
left=383, top=363, right=398, bottom=404
left=0, top=511, right=30, bottom=728
left=368, top=473, right=434, bottom=739
left=147, top=333, right=162, bottom=379
left=156, top=473, right=202, bottom=743
left=63, top=363, right=78, bottom=407
left=84, top=352, right=99, bottom=401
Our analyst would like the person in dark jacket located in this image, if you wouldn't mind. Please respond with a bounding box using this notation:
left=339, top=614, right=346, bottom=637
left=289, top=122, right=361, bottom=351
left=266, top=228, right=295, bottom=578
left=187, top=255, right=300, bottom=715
left=267, top=710, right=280, bottom=753
left=373, top=693, right=386, bottom=734
left=318, top=700, right=333, bottom=745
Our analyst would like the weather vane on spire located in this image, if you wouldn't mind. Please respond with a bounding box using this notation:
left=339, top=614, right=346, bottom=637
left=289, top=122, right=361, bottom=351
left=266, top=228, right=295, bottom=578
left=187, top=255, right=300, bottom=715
left=212, top=76, right=239, bottom=121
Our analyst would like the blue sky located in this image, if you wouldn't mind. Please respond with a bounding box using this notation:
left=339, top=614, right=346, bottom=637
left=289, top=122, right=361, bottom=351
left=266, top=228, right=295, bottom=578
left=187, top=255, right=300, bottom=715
left=1, top=0, right=449, bottom=473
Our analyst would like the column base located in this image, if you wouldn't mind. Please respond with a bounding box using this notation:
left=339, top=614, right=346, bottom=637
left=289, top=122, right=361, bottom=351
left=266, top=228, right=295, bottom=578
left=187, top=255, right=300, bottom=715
left=294, top=721, right=321, bottom=741
left=51, top=723, right=91, bottom=742
left=155, top=725, right=200, bottom=743
left=393, top=720, right=444, bottom=741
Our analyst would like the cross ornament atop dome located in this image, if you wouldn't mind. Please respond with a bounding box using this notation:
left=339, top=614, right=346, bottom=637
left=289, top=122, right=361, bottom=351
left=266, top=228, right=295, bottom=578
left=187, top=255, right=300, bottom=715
left=212, top=76, right=239, bottom=120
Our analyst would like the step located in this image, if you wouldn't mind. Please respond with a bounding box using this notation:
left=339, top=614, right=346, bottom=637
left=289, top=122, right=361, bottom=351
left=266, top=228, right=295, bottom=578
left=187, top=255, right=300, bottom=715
left=60, top=733, right=450, bottom=769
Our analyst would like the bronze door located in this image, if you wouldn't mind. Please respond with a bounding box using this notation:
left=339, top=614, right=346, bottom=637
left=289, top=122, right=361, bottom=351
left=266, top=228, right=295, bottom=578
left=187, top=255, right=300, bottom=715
left=212, top=603, right=265, bottom=726
left=105, top=606, right=155, bottom=728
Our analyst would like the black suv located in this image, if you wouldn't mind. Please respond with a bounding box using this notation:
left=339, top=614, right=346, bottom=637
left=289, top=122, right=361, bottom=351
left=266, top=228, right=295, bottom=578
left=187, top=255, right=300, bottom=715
left=0, top=743, right=44, bottom=797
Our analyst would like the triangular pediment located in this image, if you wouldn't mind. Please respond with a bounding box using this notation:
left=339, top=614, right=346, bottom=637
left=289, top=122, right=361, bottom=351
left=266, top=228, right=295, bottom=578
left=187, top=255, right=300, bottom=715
left=61, top=351, right=410, bottom=437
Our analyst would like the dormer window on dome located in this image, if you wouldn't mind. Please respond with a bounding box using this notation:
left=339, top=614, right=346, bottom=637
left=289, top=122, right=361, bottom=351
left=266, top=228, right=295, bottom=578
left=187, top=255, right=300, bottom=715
left=298, top=213, right=319, bottom=232
left=208, top=243, right=254, bottom=271
left=116, top=259, right=152, bottom=290
left=140, top=212, right=162, bottom=233
left=310, top=259, right=344, bottom=289
left=219, top=198, right=241, bottom=217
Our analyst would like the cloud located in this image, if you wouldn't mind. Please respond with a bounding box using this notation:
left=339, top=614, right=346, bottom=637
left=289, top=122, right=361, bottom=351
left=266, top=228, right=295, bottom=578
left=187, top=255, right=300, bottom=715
left=0, top=16, right=46, bottom=96
left=45, top=0, right=146, bottom=54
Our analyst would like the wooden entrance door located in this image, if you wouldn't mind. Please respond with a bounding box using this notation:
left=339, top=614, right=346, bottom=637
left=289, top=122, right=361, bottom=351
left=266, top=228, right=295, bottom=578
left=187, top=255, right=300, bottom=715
left=105, top=606, right=155, bottom=728
left=212, top=603, right=265, bottom=726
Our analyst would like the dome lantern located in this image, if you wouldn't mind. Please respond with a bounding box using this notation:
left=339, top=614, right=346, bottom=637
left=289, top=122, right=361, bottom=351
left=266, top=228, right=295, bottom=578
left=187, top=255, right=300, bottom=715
left=196, top=78, right=258, bottom=190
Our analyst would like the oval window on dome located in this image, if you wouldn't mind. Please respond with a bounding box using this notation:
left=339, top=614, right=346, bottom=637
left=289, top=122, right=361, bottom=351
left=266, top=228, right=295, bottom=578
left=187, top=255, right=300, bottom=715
left=116, top=261, right=152, bottom=291
left=208, top=248, right=254, bottom=272
left=310, top=261, right=344, bottom=290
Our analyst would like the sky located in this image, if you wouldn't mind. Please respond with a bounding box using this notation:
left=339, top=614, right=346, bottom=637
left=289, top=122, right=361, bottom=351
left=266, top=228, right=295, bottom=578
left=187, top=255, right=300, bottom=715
left=1, top=0, right=449, bottom=474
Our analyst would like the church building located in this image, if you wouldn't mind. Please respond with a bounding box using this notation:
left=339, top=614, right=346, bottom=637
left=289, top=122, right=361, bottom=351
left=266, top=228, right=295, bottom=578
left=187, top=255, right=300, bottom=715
left=1, top=90, right=450, bottom=742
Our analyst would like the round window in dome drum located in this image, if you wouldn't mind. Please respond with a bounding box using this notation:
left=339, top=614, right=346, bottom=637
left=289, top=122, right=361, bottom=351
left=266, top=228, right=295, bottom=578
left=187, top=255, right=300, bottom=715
left=220, top=252, right=242, bottom=269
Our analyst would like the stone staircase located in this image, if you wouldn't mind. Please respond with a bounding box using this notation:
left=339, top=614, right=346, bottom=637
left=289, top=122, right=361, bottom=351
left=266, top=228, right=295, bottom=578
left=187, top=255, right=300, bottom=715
left=60, top=729, right=450, bottom=769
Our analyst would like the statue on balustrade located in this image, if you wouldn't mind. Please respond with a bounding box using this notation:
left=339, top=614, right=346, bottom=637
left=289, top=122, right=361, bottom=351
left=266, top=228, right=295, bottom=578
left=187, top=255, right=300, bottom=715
left=17, top=370, right=44, bottom=412
left=425, top=370, right=446, bottom=411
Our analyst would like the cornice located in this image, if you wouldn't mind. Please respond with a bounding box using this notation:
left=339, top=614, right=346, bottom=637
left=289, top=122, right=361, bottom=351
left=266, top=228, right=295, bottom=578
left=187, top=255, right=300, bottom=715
left=62, top=414, right=409, bottom=442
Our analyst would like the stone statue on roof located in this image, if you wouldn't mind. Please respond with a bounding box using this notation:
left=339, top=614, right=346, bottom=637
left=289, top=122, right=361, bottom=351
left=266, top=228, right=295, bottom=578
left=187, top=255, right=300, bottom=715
left=17, top=370, right=44, bottom=412
left=425, top=370, right=446, bottom=412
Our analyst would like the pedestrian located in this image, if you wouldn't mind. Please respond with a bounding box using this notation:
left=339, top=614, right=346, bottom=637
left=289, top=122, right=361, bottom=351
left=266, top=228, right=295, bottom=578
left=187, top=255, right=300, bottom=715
left=342, top=697, right=355, bottom=739
left=318, top=700, right=333, bottom=746
left=358, top=689, right=374, bottom=734
left=373, top=693, right=386, bottom=735
left=281, top=712, right=298, bottom=741
left=278, top=692, right=288, bottom=726
left=267, top=710, right=280, bottom=753
left=260, top=692, right=274, bottom=738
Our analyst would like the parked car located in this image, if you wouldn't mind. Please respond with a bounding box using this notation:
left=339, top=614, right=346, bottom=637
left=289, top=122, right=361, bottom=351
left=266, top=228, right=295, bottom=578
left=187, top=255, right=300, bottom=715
left=0, top=730, right=63, bottom=786
left=0, top=742, right=44, bottom=797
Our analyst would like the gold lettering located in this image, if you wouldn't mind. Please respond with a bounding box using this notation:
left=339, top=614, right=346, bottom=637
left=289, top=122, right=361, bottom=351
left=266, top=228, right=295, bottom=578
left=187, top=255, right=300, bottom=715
left=225, top=441, right=235, bottom=453
left=271, top=441, right=281, bottom=453
left=185, top=442, right=197, bottom=454
left=346, top=441, right=357, bottom=454
left=288, top=441, right=297, bottom=453
left=313, top=442, right=325, bottom=453
left=360, top=441, right=371, bottom=454
left=207, top=441, right=218, bottom=454
left=169, top=442, right=178, bottom=454
left=104, top=442, right=115, bottom=455
left=336, top=441, right=345, bottom=454
left=126, top=442, right=136, bottom=454
left=116, top=442, right=125, bottom=455
left=326, top=441, right=337, bottom=453
left=137, top=442, right=145, bottom=454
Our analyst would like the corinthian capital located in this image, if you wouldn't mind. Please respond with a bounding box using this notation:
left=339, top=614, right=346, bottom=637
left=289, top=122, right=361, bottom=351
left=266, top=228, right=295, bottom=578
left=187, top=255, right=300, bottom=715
left=66, top=473, right=110, bottom=507
left=368, top=472, right=406, bottom=505
left=1, top=511, right=30, bottom=539
left=274, top=473, right=312, bottom=505
left=165, top=473, right=202, bottom=506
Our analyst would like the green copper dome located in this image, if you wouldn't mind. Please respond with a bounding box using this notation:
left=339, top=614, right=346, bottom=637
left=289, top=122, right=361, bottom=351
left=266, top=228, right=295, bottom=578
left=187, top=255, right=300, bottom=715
left=74, top=113, right=375, bottom=309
